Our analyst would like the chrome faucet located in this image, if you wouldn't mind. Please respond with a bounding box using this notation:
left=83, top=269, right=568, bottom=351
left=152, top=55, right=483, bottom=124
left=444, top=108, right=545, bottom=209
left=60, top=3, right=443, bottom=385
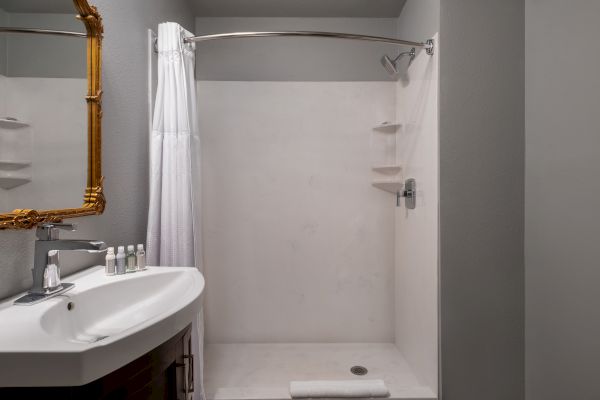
left=14, top=223, right=107, bottom=305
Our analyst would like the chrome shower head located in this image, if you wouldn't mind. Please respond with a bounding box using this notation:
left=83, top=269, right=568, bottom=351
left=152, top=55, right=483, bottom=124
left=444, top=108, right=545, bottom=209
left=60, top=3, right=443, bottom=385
left=380, top=48, right=416, bottom=76
left=381, top=54, right=398, bottom=75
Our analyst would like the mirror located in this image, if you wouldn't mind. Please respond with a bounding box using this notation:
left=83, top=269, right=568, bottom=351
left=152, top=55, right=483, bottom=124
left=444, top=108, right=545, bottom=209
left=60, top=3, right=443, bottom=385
left=0, top=0, right=103, bottom=229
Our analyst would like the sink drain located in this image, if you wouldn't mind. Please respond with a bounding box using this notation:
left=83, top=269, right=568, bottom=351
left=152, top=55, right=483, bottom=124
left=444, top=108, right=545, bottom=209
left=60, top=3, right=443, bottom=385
left=350, top=365, right=368, bottom=376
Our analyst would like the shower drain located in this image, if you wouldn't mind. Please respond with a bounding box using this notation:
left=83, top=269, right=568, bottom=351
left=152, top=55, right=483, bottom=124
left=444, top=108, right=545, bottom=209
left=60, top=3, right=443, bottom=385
left=350, top=365, right=368, bottom=376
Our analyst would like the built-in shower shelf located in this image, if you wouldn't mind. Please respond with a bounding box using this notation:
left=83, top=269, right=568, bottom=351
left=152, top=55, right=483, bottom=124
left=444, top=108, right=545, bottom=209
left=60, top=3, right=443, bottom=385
left=0, top=118, right=29, bottom=129
left=372, top=179, right=403, bottom=193
left=372, top=165, right=402, bottom=174
left=373, top=121, right=401, bottom=132
left=0, top=176, right=31, bottom=190
left=0, top=160, right=31, bottom=170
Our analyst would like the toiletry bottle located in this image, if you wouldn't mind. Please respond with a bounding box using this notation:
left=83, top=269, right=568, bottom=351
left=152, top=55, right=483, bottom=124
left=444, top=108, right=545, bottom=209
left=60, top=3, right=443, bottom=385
left=116, top=246, right=126, bottom=275
left=136, top=244, right=146, bottom=271
left=126, top=245, right=137, bottom=272
left=105, top=247, right=116, bottom=276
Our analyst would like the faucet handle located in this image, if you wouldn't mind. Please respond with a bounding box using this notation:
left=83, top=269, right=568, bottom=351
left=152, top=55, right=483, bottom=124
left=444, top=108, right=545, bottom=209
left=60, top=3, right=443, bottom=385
left=37, top=222, right=78, bottom=240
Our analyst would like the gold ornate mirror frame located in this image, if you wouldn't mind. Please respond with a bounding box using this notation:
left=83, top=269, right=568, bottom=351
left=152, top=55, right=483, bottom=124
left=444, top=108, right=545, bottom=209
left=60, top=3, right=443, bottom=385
left=0, top=0, right=104, bottom=229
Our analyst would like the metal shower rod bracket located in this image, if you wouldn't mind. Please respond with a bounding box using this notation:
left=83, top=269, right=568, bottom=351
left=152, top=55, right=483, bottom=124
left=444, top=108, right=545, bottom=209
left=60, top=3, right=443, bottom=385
left=425, top=39, right=435, bottom=55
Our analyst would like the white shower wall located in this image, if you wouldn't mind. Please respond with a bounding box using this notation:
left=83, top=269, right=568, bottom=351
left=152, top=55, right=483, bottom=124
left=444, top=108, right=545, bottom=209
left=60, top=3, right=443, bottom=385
left=0, top=78, right=87, bottom=212
left=197, top=81, right=397, bottom=343
left=394, top=38, right=439, bottom=392
left=193, top=8, right=440, bottom=398
left=0, top=75, right=6, bottom=117
left=393, top=0, right=440, bottom=391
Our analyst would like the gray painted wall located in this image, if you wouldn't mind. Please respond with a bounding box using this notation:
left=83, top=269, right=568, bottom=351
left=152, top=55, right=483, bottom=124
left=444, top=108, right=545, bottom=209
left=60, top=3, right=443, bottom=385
left=191, top=0, right=406, bottom=18
left=396, top=0, right=438, bottom=43
left=1, top=0, right=75, bottom=14
left=194, top=17, right=399, bottom=81
left=0, top=8, right=7, bottom=75
left=439, top=0, right=524, bottom=399
left=4, top=11, right=85, bottom=78
left=0, top=0, right=194, bottom=300
left=525, top=1, right=600, bottom=399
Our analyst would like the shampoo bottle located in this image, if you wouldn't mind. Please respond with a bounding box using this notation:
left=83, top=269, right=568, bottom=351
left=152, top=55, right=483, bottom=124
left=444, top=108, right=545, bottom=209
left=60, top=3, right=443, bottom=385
left=116, top=246, right=126, bottom=275
left=105, top=247, right=116, bottom=276
left=126, top=245, right=137, bottom=272
left=136, top=244, right=146, bottom=271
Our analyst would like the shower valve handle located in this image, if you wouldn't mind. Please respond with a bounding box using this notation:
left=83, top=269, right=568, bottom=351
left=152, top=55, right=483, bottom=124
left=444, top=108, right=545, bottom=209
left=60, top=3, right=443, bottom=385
left=396, top=179, right=416, bottom=209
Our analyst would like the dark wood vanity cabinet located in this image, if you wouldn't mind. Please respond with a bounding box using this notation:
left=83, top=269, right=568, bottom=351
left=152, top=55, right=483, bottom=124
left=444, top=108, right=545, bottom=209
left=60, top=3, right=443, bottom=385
left=0, top=324, right=194, bottom=400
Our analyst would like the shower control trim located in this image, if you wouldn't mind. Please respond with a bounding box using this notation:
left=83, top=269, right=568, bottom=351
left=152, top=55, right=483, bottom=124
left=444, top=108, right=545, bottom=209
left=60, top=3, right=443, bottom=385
left=397, top=178, right=416, bottom=209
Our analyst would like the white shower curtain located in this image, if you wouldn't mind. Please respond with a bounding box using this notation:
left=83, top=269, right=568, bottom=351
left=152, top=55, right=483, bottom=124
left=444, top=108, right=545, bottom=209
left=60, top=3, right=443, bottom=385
left=147, top=22, right=204, bottom=399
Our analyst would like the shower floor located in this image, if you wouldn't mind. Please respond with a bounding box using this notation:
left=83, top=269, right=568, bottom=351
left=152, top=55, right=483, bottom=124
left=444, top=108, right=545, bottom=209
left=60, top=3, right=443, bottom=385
left=204, top=343, right=436, bottom=400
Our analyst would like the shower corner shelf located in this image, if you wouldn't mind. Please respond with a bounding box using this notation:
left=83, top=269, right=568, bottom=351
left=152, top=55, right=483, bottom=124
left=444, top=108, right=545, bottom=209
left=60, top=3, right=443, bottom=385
left=372, top=165, right=402, bottom=175
left=0, top=160, right=31, bottom=170
left=372, top=179, right=403, bottom=194
left=0, top=176, right=31, bottom=190
left=373, top=122, right=401, bottom=132
left=0, top=118, right=29, bottom=129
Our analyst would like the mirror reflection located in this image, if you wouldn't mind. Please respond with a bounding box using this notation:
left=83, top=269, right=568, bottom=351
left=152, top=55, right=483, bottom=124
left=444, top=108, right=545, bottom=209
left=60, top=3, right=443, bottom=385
left=0, top=0, right=87, bottom=213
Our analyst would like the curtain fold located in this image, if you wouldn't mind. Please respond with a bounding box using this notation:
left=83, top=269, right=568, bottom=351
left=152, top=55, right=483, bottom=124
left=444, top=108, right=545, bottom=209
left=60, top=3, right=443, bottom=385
left=147, top=21, right=204, bottom=400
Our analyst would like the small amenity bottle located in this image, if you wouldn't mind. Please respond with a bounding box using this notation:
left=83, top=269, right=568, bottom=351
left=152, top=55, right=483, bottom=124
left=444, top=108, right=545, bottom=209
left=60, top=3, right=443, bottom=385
left=136, top=244, right=146, bottom=271
left=126, top=245, right=137, bottom=272
left=116, top=246, right=126, bottom=275
left=105, top=247, right=116, bottom=276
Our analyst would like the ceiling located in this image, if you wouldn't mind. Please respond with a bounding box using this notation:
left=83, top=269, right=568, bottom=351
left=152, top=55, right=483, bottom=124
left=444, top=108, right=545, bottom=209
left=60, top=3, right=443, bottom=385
left=0, top=0, right=75, bottom=14
left=190, top=0, right=407, bottom=18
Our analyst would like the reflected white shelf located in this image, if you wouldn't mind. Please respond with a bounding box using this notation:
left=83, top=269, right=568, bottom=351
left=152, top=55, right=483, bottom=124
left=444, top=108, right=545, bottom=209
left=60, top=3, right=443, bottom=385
left=0, top=160, right=31, bottom=170
left=0, top=176, right=31, bottom=190
left=372, top=179, right=403, bottom=194
left=372, top=165, right=402, bottom=175
left=0, top=118, right=29, bottom=129
left=373, top=121, right=401, bottom=132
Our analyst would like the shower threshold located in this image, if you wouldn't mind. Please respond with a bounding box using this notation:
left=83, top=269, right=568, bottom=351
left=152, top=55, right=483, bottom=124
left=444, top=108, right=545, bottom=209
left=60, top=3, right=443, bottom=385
left=205, top=343, right=436, bottom=400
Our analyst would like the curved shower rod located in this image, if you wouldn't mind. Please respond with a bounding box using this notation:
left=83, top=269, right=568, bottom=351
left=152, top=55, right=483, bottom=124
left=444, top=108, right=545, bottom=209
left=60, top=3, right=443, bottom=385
left=0, top=27, right=86, bottom=38
left=183, top=31, right=435, bottom=55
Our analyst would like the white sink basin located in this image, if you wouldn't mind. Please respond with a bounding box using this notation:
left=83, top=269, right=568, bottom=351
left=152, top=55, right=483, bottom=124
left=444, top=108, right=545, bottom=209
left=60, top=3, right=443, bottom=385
left=0, top=266, right=204, bottom=387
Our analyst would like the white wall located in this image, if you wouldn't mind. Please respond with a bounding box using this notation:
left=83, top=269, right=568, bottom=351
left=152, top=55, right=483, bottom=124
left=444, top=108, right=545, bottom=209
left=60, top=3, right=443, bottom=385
left=195, top=17, right=399, bottom=81
left=198, top=81, right=396, bottom=343
left=1, top=78, right=86, bottom=211
left=0, top=74, right=6, bottom=116
left=392, top=1, right=439, bottom=392
left=394, top=37, right=439, bottom=396
left=525, top=1, right=600, bottom=399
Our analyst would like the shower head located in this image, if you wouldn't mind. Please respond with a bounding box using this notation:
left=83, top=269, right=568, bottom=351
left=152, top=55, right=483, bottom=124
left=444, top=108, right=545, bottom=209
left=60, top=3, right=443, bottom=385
left=380, top=48, right=416, bottom=76
left=381, top=54, right=399, bottom=75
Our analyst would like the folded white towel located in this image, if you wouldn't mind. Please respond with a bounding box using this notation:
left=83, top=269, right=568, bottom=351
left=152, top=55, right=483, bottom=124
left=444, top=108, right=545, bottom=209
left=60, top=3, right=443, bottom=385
left=289, top=379, right=390, bottom=398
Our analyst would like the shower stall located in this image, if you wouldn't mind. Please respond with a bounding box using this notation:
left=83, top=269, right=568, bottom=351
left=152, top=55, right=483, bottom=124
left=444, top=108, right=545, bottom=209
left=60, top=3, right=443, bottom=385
left=150, top=1, right=440, bottom=399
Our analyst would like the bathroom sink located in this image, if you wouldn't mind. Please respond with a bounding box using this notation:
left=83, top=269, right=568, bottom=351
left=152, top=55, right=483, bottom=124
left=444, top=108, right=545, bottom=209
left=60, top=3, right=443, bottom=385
left=0, top=266, right=204, bottom=387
